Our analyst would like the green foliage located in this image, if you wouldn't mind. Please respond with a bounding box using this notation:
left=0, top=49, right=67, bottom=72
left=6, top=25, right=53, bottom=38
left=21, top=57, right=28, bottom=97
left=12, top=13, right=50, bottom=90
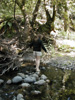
left=25, top=0, right=38, bottom=17
left=0, top=0, right=75, bottom=38
left=0, top=17, right=13, bottom=29
left=58, top=44, right=75, bottom=52
left=38, top=23, right=51, bottom=33
left=0, top=0, right=14, bottom=17
left=52, top=0, right=66, bottom=5
left=63, top=12, right=68, bottom=20
left=0, top=17, right=18, bottom=38
left=58, top=89, right=75, bottom=100
left=7, top=22, right=12, bottom=28
left=59, top=31, right=67, bottom=37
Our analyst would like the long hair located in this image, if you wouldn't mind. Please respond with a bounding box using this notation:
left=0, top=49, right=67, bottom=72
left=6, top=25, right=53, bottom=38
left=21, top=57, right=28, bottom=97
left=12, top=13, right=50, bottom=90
left=38, top=34, right=42, bottom=40
left=35, top=34, right=42, bottom=41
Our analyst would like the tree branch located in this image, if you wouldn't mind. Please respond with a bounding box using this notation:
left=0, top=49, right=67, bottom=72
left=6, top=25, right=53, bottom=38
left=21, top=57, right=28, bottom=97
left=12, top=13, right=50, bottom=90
left=32, top=0, right=41, bottom=26
left=52, top=5, right=56, bottom=21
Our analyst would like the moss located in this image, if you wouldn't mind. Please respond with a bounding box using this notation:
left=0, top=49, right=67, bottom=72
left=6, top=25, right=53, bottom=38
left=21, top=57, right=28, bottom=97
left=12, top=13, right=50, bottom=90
left=37, top=24, right=50, bottom=33
left=58, top=45, right=75, bottom=52
left=58, top=89, right=75, bottom=100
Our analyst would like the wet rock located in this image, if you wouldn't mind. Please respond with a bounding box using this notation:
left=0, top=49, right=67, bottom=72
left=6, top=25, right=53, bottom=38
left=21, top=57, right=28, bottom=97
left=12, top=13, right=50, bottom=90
left=0, top=90, right=3, bottom=93
left=67, top=97, right=70, bottom=100
left=35, top=71, right=40, bottom=75
left=12, top=76, right=22, bottom=84
left=17, top=73, right=25, bottom=79
left=24, top=76, right=36, bottom=83
left=40, top=74, right=47, bottom=80
left=10, top=91, right=14, bottom=95
left=40, top=66, right=46, bottom=70
left=0, top=79, right=4, bottom=85
left=25, top=75, right=29, bottom=77
left=62, top=85, right=65, bottom=90
left=20, top=83, right=30, bottom=88
left=5, top=93, right=8, bottom=96
left=12, top=96, right=16, bottom=100
left=31, top=90, right=41, bottom=95
left=26, top=71, right=29, bottom=74
left=31, top=73, right=39, bottom=78
left=6, top=79, right=12, bottom=84
left=0, top=97, right=3, bottom=100
left=46, top=79, right=50, bottom=83
left=17, top=94, right=24, bottom=100
left=34, top=80, right=46, bottom=85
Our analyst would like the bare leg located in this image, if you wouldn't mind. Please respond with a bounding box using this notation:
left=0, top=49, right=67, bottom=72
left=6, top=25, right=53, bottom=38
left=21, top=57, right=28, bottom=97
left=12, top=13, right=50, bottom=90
left=35, top=56, right=40, bottom=72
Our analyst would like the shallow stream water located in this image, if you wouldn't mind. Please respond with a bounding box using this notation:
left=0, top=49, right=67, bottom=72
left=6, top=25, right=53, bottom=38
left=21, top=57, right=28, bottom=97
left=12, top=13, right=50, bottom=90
left=0, top=62, right=75, bottom=100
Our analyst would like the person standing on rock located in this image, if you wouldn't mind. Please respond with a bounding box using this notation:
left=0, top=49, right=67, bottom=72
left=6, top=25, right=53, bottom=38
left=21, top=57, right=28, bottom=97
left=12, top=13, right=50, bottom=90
left=29, top=34, right=47, bottom=73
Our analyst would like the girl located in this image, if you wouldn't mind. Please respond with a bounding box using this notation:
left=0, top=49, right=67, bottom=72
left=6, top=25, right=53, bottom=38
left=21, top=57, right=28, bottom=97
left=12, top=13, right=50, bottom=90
left=30, top=34, right=47, bottom=73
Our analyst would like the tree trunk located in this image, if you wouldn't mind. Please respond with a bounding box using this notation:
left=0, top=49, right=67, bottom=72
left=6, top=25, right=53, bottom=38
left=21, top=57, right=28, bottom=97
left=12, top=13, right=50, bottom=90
left=63, top=1, right=68, bottom=32
left=45, top=4, right=56, bottom=30
left=37, top=2, right=56, bottom=34
left=14, top=0, right=16, bottom=20
left=16, top=0, right=26, bottom=27
left=15, top=0, right=30, bottom=40
left=31, top=0, right=41, bottom=27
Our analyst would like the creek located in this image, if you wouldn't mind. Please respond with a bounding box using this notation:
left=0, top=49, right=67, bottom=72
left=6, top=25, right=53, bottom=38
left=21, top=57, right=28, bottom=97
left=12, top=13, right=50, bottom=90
left=0, top=62, right=75, bottom=100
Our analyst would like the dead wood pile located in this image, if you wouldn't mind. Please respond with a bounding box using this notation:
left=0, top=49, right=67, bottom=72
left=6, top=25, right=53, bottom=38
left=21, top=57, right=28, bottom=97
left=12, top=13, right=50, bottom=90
left=0, top=38, right=22, bottom=76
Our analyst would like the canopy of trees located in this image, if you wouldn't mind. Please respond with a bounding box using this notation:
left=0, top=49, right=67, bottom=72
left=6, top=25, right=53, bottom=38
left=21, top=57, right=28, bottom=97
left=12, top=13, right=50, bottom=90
left=0, top=0, right=75, bottom=35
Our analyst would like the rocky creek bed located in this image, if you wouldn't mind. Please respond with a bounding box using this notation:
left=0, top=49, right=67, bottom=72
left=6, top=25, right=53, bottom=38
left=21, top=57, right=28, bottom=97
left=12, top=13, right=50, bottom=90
left=0, top=52, right=75, bottom=100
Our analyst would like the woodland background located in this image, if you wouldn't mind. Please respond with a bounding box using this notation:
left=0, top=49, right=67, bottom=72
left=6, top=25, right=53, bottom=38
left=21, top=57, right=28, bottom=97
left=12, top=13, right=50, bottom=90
left=0, top=0, right=75, bottom=76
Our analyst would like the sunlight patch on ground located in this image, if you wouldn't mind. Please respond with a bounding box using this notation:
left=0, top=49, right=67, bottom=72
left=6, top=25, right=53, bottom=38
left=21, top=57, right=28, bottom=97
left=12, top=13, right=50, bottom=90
left=67, top=52, right=75, bottom=57
left=56, top=39, right=75, bottom=47
left=57, top=51, right=75, bottom=57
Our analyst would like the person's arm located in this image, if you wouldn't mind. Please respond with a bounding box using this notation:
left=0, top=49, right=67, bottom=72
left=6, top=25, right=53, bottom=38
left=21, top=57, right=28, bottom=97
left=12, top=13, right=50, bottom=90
left=41, top=41, right=47, bottom=52
left=29, top=41, right=33, bottom=48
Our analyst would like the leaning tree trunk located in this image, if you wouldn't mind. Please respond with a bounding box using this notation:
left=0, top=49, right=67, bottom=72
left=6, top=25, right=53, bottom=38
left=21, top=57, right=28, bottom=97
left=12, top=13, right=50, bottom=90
left=16, top=0, right=30, bottom=41
left=16, top=0, right=26, bottom=29
left=31, top=0, right=41, bottom=27
left=14, top=0, right=16, bottom=20
left=46, top=5, right=56, bottom=31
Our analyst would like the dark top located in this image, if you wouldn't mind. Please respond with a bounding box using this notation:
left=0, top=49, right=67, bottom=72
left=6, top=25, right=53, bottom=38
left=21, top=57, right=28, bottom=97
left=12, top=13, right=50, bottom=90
left=29, top=38, right=47, bottom=52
